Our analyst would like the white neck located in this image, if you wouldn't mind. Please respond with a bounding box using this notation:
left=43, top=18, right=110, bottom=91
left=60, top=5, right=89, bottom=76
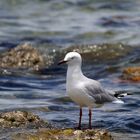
left=66, top=63, right=84, bottom=83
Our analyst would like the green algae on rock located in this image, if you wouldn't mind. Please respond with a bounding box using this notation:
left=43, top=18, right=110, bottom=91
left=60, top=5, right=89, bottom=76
left=12, top=128, right=113, bottom=140
left=0, top=111, right=47, bottom=128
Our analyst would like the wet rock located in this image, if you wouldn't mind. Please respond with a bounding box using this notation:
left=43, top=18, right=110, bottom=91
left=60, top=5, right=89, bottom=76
left=0, top=43, right=46, bottom=70
left=0, top=111, right=47, bottom=128
left=61, top=43, right=132, bottom=63
left=122, top=67, right=140, bottom=81
left=12, top=128, right=113, bottom=140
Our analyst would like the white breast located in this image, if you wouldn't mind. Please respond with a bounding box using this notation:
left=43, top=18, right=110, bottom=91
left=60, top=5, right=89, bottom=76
left=66, top=62, right=96, bottom=108
left=67, top=81, right=95, bottom=108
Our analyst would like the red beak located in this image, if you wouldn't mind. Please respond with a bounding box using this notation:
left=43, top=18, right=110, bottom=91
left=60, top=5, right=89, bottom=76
left=58, top=60, right=67, bottom=65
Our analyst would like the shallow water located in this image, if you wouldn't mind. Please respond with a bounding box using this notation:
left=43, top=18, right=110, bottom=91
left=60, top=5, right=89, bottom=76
left=0, top=0, right=140, bottom=139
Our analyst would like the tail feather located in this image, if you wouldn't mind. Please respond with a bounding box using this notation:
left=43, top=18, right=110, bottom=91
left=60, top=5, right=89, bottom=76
left=114, top=91, right=132, bottom=98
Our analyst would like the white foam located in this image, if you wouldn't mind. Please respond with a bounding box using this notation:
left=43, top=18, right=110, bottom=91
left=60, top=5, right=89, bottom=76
left=113, top=100, right=124, bottom=104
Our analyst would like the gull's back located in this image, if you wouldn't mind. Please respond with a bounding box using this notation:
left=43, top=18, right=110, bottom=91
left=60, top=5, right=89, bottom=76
left=83, top=77, right=117, bottom=104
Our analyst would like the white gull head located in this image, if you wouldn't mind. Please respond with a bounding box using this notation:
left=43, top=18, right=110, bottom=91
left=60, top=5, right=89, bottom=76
left=63, top=52, right=82, bottom=66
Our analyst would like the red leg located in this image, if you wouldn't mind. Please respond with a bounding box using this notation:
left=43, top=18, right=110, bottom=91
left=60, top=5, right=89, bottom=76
left=77, top=107, right=82, bottom=129
left=89, top=109, right=92, bottom=129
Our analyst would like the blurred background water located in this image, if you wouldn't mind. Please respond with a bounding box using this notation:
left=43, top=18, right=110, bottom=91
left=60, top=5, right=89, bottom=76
left=0, top=0, right=140, bottom=139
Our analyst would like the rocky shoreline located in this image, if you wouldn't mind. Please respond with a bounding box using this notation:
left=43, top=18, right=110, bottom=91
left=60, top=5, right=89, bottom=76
left=12, top=128, right=113, bottom=140
left=0, top=42, right=139, bottom=82
left=0, top=43, right=134, bottom=70
left=0, top=110, right=113, bottom=140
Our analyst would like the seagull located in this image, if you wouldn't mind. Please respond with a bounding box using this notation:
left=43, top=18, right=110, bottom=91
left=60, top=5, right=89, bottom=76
left=58, top=52, right=128, bottom=129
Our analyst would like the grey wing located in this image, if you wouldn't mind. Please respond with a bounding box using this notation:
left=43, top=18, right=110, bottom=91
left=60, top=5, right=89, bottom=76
left=84, top=81, right=116, bottom=104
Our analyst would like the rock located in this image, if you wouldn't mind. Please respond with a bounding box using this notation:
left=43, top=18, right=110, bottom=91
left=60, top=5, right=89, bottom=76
left=61, top=43, right=132, bottom=63
left=0, top=43, right=46, bottom=70
left=12, top=128, right=113, bottom=140
left=122, top=67, right=140, bottom=81
left=0, top=111, right=47, bottom=128
left=0, top=111, right=113, bottom=140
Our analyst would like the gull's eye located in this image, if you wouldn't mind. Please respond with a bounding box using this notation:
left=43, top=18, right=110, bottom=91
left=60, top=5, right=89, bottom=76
left=71, top=57, right=75, bottom=59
